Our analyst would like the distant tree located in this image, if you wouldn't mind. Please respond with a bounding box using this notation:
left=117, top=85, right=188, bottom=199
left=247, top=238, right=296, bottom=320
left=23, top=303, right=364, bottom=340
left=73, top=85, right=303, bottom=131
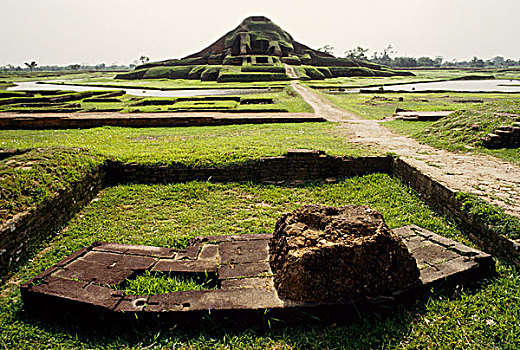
left=492, top=56, right=505, bottom=67
left=375, top=44, right=395, bottom=65
left=417, top=57, right=435, bottom=67
left=434, top=56, right=443, bottom=67
left=345, top=46, right=369, bottom=60
left=24, top=61, right=38, bottom=72
left=317, top=45, right=335, bottom=55
left=69, top=64, right=81, bottom=71
left=470, top=56, right=485, bottom=67
left=139, top=55, right=150, bottom=65
left=392, top=57, right=417, bottom=67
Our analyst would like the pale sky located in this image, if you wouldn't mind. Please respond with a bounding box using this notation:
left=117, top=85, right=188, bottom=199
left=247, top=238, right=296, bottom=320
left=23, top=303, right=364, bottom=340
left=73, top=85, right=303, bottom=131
left=2, top=0, right=519, bottom=66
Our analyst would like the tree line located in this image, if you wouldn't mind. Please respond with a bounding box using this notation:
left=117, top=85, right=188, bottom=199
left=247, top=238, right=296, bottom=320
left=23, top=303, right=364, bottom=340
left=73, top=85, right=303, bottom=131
left=321, top=45, right=520, bottom=68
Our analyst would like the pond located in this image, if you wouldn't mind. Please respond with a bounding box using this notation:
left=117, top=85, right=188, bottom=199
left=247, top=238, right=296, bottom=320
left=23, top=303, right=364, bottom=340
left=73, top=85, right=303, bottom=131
left=7, top=81, right=279, bottom=97
left=358, top=79, right=520, bottom=93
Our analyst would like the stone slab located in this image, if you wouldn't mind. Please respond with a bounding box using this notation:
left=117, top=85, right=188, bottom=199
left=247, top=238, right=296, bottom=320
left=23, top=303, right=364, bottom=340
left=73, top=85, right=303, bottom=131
left=21, top=227, right=494, bottom=323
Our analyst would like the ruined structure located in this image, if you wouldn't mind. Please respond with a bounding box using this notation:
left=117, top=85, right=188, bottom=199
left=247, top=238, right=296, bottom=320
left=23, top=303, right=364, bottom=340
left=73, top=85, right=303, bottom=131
left=116, top=16, right=413, bottom=81
left=269, top=205, right=420, bottom=301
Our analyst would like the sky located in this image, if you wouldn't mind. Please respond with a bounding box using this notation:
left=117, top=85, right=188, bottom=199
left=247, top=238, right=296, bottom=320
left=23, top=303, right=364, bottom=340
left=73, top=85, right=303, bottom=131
left=2, top=0, right=519, bottom=66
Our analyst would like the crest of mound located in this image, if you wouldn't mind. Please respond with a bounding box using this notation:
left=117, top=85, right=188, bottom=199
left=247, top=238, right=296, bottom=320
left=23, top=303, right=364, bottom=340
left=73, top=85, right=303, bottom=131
left=269, top=205, right=420, bottom=301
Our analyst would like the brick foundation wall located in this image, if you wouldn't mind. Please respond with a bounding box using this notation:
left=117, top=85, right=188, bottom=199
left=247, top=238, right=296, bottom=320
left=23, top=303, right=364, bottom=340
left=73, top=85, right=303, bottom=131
left=0, top=116, right=325, bottom=130
left=106, top=150, right=393, bottom=185
left=392, top=157, right=520, bottom=265
left=2, top=150, right=519, bottom=281
left=0, top=167, right=107, bottom=279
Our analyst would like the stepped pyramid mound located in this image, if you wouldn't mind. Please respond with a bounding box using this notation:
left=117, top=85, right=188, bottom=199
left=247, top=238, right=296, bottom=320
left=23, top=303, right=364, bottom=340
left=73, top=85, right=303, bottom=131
left=117, top=16, right=413, bottom=82
left=183, top=15, right=332, bottom=60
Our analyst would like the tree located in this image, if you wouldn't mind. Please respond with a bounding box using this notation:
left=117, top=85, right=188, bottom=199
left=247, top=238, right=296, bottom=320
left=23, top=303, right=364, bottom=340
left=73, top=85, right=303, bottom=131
left=24, top=61, right=37, bottom=72
left=471, top=56, right=484, bottom=67
left=345, top=46, right=369, bottom=60
left=392, top=57, right=417, bottom=67
left=417, top=57, right=435, bottom=67
left=139, top=55, right=150, bottom=65
left=371, top=45, right=395, bottom=65
left=317, top=45, right=335, bottom=55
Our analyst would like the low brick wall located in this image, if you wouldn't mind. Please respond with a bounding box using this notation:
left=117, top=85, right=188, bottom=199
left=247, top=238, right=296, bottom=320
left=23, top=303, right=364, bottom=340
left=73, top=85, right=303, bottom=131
left=392, top=157, right=520, bottom=265
left=2, top=150, right=519, bottom=281
left=0, top=115, right=325, bottom=130
left=106, top=150, right=393, bottom=185
left=0, top=167, right=107, bottom=279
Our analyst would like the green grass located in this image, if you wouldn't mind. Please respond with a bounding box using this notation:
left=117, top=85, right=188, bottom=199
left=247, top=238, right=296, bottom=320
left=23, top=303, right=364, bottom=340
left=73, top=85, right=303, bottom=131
left=0, top=71, right=116, bottom=84
left=1, top=176, right=520, bottom=349
left=0, top=148, right=104, bottom=223
left=322, top=91, right=520, bottom=165
left=456, top=192, right=520, bottom=239
left=114, top=270, right=217, bottom=295
left=304, top=68, right=520, bottom=89
left=0, top=123, right=370, bottom=166
left=0, top=88, right=311, bottom=114
left=323, top=92, right=517, bottom=121
left=50, top=77, right=290, bottom=90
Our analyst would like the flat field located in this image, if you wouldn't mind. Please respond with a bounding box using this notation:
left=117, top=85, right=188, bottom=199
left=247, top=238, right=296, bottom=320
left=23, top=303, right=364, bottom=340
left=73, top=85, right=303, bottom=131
left=0, top=122, right=374, bottom=166
left=303, top=68, right=520, bottom=89
left=3, top=174, right=519, bottom=349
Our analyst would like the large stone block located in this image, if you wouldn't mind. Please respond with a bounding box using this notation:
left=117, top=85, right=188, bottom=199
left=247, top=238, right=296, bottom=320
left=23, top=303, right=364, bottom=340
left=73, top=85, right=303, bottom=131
left=269, top=205, right=420, bottom=301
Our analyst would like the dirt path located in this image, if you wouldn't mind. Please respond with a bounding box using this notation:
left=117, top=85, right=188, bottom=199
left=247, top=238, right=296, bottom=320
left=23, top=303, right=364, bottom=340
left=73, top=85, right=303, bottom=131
left=294, top=82, right=520, bottom=217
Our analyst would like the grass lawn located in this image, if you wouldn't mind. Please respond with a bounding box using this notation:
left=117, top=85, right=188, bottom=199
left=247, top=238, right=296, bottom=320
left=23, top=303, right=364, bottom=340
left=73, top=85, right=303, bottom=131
left=0, top=71, right=116, bottom=84
left=0, top=87, right=312, bottom=114
left=0, top=123, right=374, bottom=166
left=3, top=174, right=519, bottom=349
left=45, top=77, right=290, bottom=90
left=323, top=91, right=520, bottom=166
left=303, top=68, right=520, bottom=89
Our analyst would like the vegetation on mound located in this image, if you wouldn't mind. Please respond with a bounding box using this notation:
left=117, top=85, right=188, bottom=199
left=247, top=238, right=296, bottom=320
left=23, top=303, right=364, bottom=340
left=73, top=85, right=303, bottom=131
left=0, top=148, right=104, bottom=224
left=323, top=91, right=520, bottom=165
left=413, top=99, right=520, bottom=164
left=1, top=176, right=520, bottom=349
left=0, top=123, right=372, bottom=166
left=456, top=192, right=520, bottom=240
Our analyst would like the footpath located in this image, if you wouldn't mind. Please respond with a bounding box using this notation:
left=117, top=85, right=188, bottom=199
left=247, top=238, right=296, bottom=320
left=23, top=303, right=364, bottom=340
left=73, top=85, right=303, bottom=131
left=292, top=82, right=520, bottom=217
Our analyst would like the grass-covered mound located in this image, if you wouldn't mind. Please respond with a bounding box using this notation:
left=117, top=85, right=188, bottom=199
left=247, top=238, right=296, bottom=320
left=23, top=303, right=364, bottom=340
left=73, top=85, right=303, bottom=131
left=116, top=16, right=413, bottom=82
left=415, top=100, right=520, bottom=150
left=0, top=148, right=104, bottom=224
left=324, top=91, right=520, bottom=165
